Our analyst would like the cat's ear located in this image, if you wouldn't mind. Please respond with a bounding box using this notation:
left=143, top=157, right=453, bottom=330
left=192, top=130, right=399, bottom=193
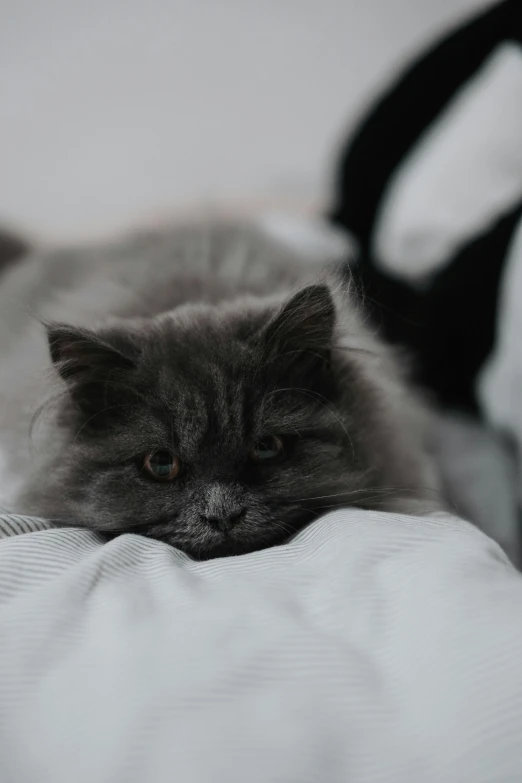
left=263, top=284, right=336, bottom=369
left=47, top=324, right=137, bottom=380
left=46, top=323, right=139, bottom=419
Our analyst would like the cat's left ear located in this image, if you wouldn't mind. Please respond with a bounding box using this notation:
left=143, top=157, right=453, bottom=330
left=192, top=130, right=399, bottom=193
left=262, top=283, right=336, bottom=369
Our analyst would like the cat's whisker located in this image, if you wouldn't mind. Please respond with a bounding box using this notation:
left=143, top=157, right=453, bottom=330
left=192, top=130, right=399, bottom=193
left=29, top=388, right=70, bottom=441
left=72, top=404, right=136, bottom=443
left=290, top=483, right=446, bottom=515
left=290, top=487, right=401, bottom=503
left=332, top=343, right=379, bottom=358
left=258, top=348, right=328, bottom=374
left=306, top=503, right=351, bottom=512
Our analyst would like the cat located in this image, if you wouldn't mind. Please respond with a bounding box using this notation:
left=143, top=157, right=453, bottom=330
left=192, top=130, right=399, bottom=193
left=0, top=221, right=439, bottom=558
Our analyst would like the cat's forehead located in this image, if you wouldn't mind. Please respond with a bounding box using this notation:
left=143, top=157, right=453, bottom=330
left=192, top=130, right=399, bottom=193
left=153, top=336, right=259, bottom=395
left=146, top=363, right=254, bottom=459
left=144, top=307, right=266, bottom=395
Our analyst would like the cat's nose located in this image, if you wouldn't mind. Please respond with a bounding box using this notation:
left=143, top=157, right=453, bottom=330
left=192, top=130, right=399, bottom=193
left=200, top=508, right=246, bottom=533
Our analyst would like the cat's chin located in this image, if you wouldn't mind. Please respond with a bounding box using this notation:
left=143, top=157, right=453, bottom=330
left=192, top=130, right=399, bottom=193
left=184, top=513, right=315, bottom=560
left=187, top=535, right=292, bottom=561
left=160, top=525, right=299, bottom=561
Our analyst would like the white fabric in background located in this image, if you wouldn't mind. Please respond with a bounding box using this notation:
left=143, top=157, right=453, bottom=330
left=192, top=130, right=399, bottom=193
left=1, top=509, right=522, bottom=783
left=373, top=43, right=522, bottom=283
left=478, top=214, right=522, bottom=491
left=258, top=214, right=355, bottom=263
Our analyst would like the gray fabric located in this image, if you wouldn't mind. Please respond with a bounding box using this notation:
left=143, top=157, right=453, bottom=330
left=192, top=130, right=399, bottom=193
left=1, top=509, right=522, bottom=783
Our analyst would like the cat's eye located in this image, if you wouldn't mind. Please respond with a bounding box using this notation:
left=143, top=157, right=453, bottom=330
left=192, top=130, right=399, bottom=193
left=249, top=435, right=284, bottom=463
left=143, top=450, right=181, bottom=481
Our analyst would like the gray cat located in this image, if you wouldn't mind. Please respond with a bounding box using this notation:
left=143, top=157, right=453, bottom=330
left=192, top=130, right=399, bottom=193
left=0, top=221, right=438, bottom=558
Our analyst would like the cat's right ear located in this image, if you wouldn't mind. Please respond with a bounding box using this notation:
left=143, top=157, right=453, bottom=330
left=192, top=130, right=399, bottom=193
left=46, top=323, right=140, bottom=416
left=262, top=284, right=336, bottom=365
left=46, top=324, right=137, bottom=381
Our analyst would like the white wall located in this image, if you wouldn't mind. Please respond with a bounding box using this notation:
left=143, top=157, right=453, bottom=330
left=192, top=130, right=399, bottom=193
left=1, top=0, right=494, bottom=241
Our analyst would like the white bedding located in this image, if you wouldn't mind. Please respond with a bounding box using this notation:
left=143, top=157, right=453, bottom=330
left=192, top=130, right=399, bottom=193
left=1, top=509, right=522, bottom=783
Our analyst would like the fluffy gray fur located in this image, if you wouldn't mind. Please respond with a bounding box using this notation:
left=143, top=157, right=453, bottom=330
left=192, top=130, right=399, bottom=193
left=0, top=221, right=438, bottom=558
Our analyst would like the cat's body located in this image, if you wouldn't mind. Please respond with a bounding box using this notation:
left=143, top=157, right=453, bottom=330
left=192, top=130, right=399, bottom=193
left=0, top=221, right=438, bottom=558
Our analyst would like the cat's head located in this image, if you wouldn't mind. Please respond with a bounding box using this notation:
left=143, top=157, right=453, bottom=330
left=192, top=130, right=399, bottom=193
left=39, top=281, right=417, bottom=558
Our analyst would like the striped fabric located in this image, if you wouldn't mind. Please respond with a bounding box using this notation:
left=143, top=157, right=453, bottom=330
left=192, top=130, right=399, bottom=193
left=1, top=508, right=522, bottom=782
left=0, top=511, right=51, bottom=539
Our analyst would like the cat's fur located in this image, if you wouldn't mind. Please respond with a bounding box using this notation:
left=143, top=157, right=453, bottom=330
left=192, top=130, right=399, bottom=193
left=0, top=221, right=438, bottom=558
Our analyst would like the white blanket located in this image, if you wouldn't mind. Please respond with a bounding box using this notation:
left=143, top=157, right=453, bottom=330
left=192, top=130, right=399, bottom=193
left=1, top=509, right=522, bottom=783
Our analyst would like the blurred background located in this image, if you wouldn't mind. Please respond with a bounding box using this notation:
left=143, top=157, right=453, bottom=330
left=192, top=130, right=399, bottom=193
left=1, top=0, right=493, bottom=243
